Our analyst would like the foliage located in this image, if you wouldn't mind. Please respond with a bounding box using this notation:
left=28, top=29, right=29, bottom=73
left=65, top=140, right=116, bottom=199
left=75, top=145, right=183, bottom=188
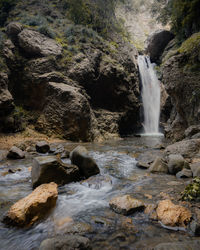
left=181, top=177, right=200, bottom=201
left=21, top=14, right=47, bottom=27
left=37, top=25, right=56, bottom=39
left=151, top=0, right=200, bottom=40
left=0, top=0, right=17, bottom=26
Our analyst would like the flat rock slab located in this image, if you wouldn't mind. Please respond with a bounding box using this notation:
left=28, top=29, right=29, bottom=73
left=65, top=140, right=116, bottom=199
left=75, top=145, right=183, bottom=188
left=3, top=182, right=58, bottom=227
left=39, top=235, right=91, bottom=250
left=109, top=195, right=145, bottom=215
left=156, top=199, right=191, bottom=227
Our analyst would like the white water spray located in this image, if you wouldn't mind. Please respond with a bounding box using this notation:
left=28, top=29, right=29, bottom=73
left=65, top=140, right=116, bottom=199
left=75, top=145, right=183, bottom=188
left=138, top=55, right=161, bottom=135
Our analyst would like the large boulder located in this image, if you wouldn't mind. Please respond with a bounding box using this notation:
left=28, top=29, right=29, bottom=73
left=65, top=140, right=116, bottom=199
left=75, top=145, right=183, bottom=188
left=39, top=235, right=91, bottom=250
left=109, top=195, right=145, bottom=215
left=3, top=182, right=58, bottom=227
left=37, top=82, right=94, bottom=141
left=31, top=156, right=80, bottom=188
left=167, top=154, right=185, bottom=174
left=156, top=199, right=191, bottom=227
left=18, top=29, right=62, bottom=57
left=6, top=22, right=23, bottom=40
left=145, top=30, right=174, bottom=63
left=149, top=157, right=168, bottom=173
left=70, top=146, right=100, bottom=178
left=165, top=139, right=200, bottom=158
left=190, top=163, right=200, bottom=177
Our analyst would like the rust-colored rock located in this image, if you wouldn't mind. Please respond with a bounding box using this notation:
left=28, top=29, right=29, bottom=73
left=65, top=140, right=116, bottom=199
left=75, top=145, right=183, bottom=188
left=3, top=182, right=58, bottom=227
left=156, top=199, right=191, bottom=227
left=109, top=195, right=145, bottom=215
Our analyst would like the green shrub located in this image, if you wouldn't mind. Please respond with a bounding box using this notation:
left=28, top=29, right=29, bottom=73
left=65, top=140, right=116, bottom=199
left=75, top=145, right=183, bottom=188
left=0, top=0, right=17, bottom=26
left=21, top=14, right=47, bottom=27
left=37, top=25, right=56, bottom=39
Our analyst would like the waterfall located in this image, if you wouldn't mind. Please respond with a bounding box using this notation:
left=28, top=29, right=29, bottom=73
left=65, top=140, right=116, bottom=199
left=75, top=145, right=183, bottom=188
left=138, top=55, right=161, bottom=135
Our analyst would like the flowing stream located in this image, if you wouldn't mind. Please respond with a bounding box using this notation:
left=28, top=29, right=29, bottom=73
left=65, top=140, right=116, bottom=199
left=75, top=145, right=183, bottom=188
left=1, top=137, right=199, bottom=249
left=138, top=55, right=161, bottom=135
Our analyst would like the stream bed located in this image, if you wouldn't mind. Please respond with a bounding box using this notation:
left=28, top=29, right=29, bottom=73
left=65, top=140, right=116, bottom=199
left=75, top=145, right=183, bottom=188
left=0, top=136, right=199, bottom=249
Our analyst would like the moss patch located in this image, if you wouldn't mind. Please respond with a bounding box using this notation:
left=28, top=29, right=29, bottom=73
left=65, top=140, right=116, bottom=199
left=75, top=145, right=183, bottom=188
left=181, top=177, right=200, bottom=201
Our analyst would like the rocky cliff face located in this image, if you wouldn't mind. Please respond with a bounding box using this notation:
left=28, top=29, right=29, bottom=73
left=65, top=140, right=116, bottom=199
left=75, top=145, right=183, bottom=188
left=161, top=33, right=200, bottom=141
left=0, top=0, right=141, bottom=141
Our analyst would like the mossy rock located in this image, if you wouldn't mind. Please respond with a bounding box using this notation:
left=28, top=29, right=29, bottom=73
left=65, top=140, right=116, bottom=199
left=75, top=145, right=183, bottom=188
left=178, top=32, right=200, bottom=55
left=181, top=177, right=200, bottom=201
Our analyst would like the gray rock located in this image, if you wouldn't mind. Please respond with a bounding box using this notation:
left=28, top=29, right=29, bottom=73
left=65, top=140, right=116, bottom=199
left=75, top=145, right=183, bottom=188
left=0, top=73, right=14, bottom=117
left=149, top=157, right=168, bottom=173
left=81, top=175, right=112, bottom=189
left=136, top=161, right=150, bottom=169
left=145, top=29, right=174, bottom=63
left=31, top=156, right=80, bottom=188
left=176, top=169, right=192, bottom=178
left=6, top=22, right=23, bottom=38
left=192, top=132, right=200, bottom=139
left=168, top=154, right=185, bottom=175
left=18, top=29, right=62, bottom=57
left=189, top=220, right=200, bottom=236
left=39, top=235, right=91, bottom=250
left=49, top=144, right=65, bottom=155
left=0, top=150, right=8, bottom=162
left=190, top=162, right=200, bottom=177
left=70, top=146, right=100, bottom=178
left=36, top=141, right=50, bottom=154
left=154, top=241, right=200, bottom=250
left=165, top=139, right=200, bottom=158
left=7, top=146, right=25, bottom=159
left=185, top=125, right=200, bottom=138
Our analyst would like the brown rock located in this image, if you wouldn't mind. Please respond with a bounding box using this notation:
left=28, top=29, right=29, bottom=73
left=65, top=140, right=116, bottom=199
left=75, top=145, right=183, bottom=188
left=149, top=157, right=168, bottom=173
left=3, top=182, right=58, bottom=227
left=18, top=29, right=62, bottom=57
left=156, top=199, right=191, bottom=227
left=109, top=195, right=145, bottom=215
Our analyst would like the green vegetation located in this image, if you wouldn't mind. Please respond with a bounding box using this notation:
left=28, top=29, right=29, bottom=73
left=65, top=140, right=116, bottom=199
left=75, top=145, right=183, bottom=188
left=181, top=177, right=200, bottom=201
left=0, top=0, right=18, bottom=26
left=151, top=0, right=200, bottom=40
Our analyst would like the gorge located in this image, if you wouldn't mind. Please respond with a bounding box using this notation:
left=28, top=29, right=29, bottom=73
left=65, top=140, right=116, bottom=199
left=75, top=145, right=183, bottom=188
left=0, top=0, right=200, bottom=249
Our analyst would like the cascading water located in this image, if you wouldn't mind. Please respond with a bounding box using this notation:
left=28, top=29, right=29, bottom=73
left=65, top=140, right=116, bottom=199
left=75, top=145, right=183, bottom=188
left=138, top=55, right=161, bottom=135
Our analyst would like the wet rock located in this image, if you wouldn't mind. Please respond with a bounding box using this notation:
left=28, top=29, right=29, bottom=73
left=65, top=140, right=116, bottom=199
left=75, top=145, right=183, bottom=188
left=168, top=154, right=185, bottom=175
left=149, top=157, right=168, bottom=173
left=36, top=141, right=50, bottom=154
left=54, top=216, right=74, bottom=229
left=39, top=235, right=91, bottom=250
left=81, top=175, right=112, bottom=189
left=154, top=241, right=200, bottom=250
left=60, top=150, right=70, bottom=159
left=18, top=29, right=62, bottom=57
left=144, top=204, right=158, bottom=220
left=185, top=125, right=200, bottom=138
left=7, top=146, right=25, bottom=159
left=189, top=207, right=200, bottom=236
left=145, top=29, right=174, bottom=63
left=190, top=162, right=200, bottom=177
left=176, top=169, right=192, bottom=178
left=3, top=182, right=58, bottom=227
left=49, top=144, right=65, bottom=155
left=61, top=222, right=92, bottom=235
left=156, top=199, right=191, bottom=227
left=109, top=195, right=145, bottom=215
left=70, top=146, right=100, bottom=178
left=136, top=161, right=150, bottom=169
left=165, top=139, right=200, bottom=158
left=31, top=156, right=80, bottom=188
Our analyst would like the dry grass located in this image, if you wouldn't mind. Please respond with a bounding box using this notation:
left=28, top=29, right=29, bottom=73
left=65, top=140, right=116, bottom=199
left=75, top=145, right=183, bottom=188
left=0, top=126, right=65, bottom=150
